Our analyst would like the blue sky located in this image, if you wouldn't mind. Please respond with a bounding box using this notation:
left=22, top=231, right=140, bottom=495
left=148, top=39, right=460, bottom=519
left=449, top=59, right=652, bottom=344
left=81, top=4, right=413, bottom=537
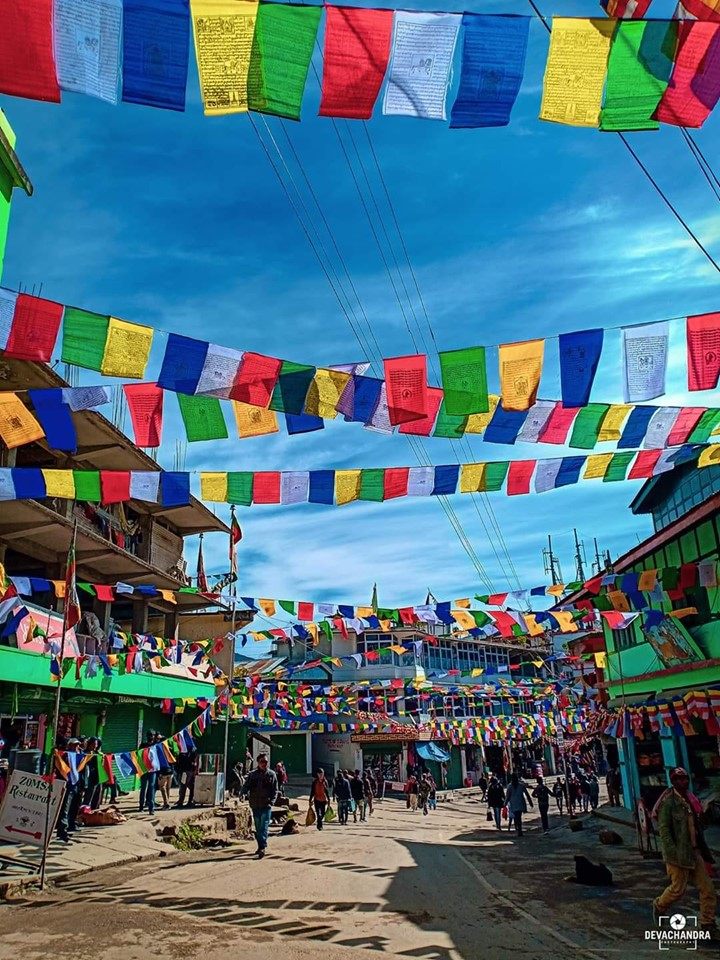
left=2, top=0, right=720, bottom=628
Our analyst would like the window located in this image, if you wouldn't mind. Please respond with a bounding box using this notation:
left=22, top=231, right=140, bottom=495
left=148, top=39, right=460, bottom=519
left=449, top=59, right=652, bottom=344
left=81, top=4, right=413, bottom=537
left=652, top=465, right=720, bottom=532
left=357, top=633, right=394, bottom=666
left=612, top=625, right=638, bottom=650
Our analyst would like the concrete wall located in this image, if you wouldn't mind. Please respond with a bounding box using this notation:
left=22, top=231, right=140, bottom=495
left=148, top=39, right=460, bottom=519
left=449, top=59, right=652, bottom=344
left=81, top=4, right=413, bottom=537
left=312, top=732, right=362, bottom=776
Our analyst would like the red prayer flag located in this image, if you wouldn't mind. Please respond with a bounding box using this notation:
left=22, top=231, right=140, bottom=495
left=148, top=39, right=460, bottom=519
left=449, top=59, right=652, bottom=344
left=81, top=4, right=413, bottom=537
left=489, top=611, right=518, bottom=637
left=507, top=460, right=535, bottom=496
left=231, top=353, right=282, bottom=408
left=583, top=574, right=603, bottom=596
left=4, top=294, right=63, bottom=361
left=687, top=313, right=720, bottom=391
left=667, top=407, right=705, bottom=445
left=538, top=403, right=580, bottom=444
left=252, top=472, right=281, bottom=504
left=123, top=383, right=164, bottom=447
left=655, top=22, right=720, bottom=128
left=297, top=602, right=314, bottom=621
left=398, top=387, right=443, bottom=436
left=94, top=585, right=115, bottom=603
left=601, top=0, right=652, bottom=14
left=487, top=593, right=509, bottom=606
left=679, top=0, right=720, bottom=19
left=628, top=450, right=662, bottom=479
left=319, top=6, right=394, bottom=120
left=101, top=471, right=131, bottom=503
left=679, top=563, right=698, bottom=590
left=0, top=0, right=60, bottom=103
left=333, top=615, right=348, bottom=639
left=384, top=355, right=428, bottom=426
left=398, top=606, right=416, bottom=625
left=384, top=468, right=410, bottom=500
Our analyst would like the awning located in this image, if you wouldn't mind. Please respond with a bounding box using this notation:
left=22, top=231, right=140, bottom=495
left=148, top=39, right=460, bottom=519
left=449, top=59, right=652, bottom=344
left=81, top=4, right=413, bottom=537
left=416, top=742, right=451, bottom=763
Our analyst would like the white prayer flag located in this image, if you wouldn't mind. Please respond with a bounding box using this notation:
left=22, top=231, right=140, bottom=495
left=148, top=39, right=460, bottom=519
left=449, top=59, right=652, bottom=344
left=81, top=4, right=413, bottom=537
left=699, top=561, right=718, bottom=587
left=621, top=322, right=669, bottom=403
left=517, top=400, right=556, bottom=444
left=316, top=603, right=335, bottom=617
left=364, top=382, right=393, bottom=434
left=196, top=344, right=244, bottom=399
left=407, top=466, right=435, bottom=496
left=643, top=408, right=681, bottom=449
left=0, top=468, right=14, bottom=501
left=54, top=0, right=123, bottom=104
left=534, top=459, right=562, bottom=493
left=61, top=386, right=111, bottom=411
left=653, top=449, right=680, bottom=475
left=383, top=12, right=462, bottom=120
left=129, top=471, right=160, bottom=502
left=281, top=471, right=309, bottom=505
left=0, top=289, right=18, bottom=349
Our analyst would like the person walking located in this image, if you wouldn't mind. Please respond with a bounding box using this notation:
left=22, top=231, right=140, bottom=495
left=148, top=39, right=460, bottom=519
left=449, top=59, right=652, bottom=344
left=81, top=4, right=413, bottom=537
left=505, top=773, right=534, bottom=837
left=241, top=753, right=278, bottom=858
left=487, top=774, right=505, bottom=830
left=427, top=773, right=437, bottom=811
left=588, top=773, right=600, bottom=811
left=82, top=737, right=102, bottom=810
left=309, top=769, right=330, bottom=830
left=275, top=761, right=288, bottom=798
left=175, top=749, right=198, bottom=808
left=653, top=767, right=717, bottom=940
left=154, top=733, right=172, bottom=810
left=362, top=771, right=375, bottom=818
left=333, top=770, right=352, bottom=825
left=138, top=732, right=157, bottom=815
left=553, top=778, right=565, bottom=815
left=580, top=772, right=591, bottom=813
left=405, top=774, right=419, bottom=812
left=478, top=771, right=488, bottom=802
left=606, top=766, right=621, bottom=807
left=419, top=773, right=432, bottom=815
left=350, top=770, right=365, bottom=822
left=532, top=777, right=552, bottom=835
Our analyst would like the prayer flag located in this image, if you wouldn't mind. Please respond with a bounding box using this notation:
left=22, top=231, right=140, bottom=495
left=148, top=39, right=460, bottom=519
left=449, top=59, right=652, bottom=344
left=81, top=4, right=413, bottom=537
left=61, top=308, right=110, bottom=371
left=4, top=294, right=63, bottom=362
left=432, top=465, right=459, bottom=495
left=346, top=376, right=383, bottom=423
left=122, top=0, right=190, bottom=111
left=123, top=383, right=163, bottom=448
left=558, top=329, right=603, bottom=407
left=359, top=469, right=385, bottom=502
left=0, top=394, right=45, bottom=449
left=319, top=6, right=394, bottom=119
left=618, top=406, right=658, bottom=448
left=384, top=355, right=428, bottom=425
left=655, top=21, right=720, bottom=128
left=460, top=463, right=485, bottom=493
left=190, top=0, right=258, bottom=115
left=176, top=393, right=228, bottom=441
left=667, top=408, right=705, bottom=445
left=601, top=0, right=652, bottom=15
left=483, top=405, right=527, bottom=444
left=309, top=471, right=335, bottom=505
left=298, top=602, right=314, bottom=621
left=498, top=339, right=544, bottom=411
left=598, top=404, right=632, bottom=441
left=285, top=412, right=324, bottom=435
left=231, top=351, right=282, bottom=408
left=628, top=449, right=662, bottom=478
left=158, top=334, right=208, bottom=394
left=161, top=472, right=190, bottom=507
left=450, top=14, right=530, bottom=128
left=53, top=0, right=123, bottom=104
left=398, top=386, right=443, bottom=436
left=195, top=344, right=243, bottom=398
left=101, top=317, right=154, bottom=378
left=540, top=19, right=615, bottom=127
left=42, top=469, right=75, bottom=499
left=0, top=289, right=18, bottom=348
left=516, top=399, right=553, bottom=443
left=129, top=471, right=160, bottom=502
left=439, top=346, right=488, bottom=415
left=269, top=362, right=315, bottom=415
left=101, top=470, right=131, bottom=503
left=621, top=321, right=669, bottom=402
left=643, top=407, right=681, bottom=449
left=0, top=0, right=60, bottom=102
left=554, top=457, right=585, bottom=488
left=603, top=451, right=636, bottom=481
left=384, top=468, right=409, bottom=500
left=247, top=2, right=321, bottom=119
left=583, top=453, right=613, bottom=479
left=600, top=20, right=677, bottom=132
left=432, top=400, right=468, bottom=438
left=28, top=389, right=77, bottom=452
left=383, top=12, right=461, bottom=121
left=534, top=459, right=562, bottom=493
left=61, top=386, right=110, bottom=411
left=253, top=472, right=281, bottom=504
left=568, top=404, right=609, bottom=449
left=200, top=472, right=228, bottom=502
left=305, top=368, right=351, bottom=419
left=227, top=472, right=253, bottom=505
left=688, top=409, right=720, bottom=442
left=232, top=401, right=279, bottom=438
left=336, top=470, right=362, bottom=505
left=539, top=403, right=579, bottom=444
left=687, top=312, right=720, bottom=391
left=281, top=471, right=309, bottom=505
left=507, top=460, right=535, bottom=496
left=74, top=470, right=102, bottom=501
left=407, top=466, right=435, bottom=496
left=465, top=395, right=498, bottom=435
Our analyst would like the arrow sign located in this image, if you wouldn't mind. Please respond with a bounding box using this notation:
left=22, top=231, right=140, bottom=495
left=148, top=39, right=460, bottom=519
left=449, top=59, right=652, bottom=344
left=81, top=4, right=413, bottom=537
left=5, top=825, right=43, bottom=839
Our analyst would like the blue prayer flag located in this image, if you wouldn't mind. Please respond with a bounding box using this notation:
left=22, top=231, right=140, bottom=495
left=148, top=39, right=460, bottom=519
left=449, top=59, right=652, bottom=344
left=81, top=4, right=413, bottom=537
left=432, top=465, right=459, bottom=496
left=29, top=578, right=52, bottom=593
left=483, top=405, right=528, bottom=445
left=29, top=389, right=78, bottom=452
left=1, top=607, right=27, bottom=637
left=618, top=407, right=657, bottom=448
left=285, top=413, right=324, bottom=435
left=450, top=15, right=530, bottom=128
left=309, top=471, right=335, bottom=505
left=348, top=376, right=383, bottom=423
left=161, top=472, right=190, bottom=507
left=11, top=468, right=46, bottom=500
left=558, top=329, right=604, bottom=408
left=338, top=605, right=354, bottom=618
left=435, top=602, right=455, bottom=625
left=554, top=457, right=585, bottom=488
left=158, top=334, right=208, bottom=394
left=122, top=0, right=190, bottom=111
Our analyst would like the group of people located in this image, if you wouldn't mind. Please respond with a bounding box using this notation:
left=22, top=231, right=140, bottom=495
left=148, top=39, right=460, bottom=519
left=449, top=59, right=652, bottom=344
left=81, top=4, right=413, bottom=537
left=551, top=772, right=600, bottom=816
left=404, top=772, right=437, bottom=815
left=138, top=731, right=199, bottom=815
left=312, top=769, right=375, bottom=826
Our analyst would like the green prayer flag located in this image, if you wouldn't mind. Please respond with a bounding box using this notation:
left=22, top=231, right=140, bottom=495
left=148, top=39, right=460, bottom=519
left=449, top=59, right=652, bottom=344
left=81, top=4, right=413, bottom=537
left=269, top=361, right=315, bottom=414
left=688, top=409, right=720, bottom=443
left=474, top=594, right=490, bottom=603
left=471, top=610, right=491, bottom=627
left=247, top=3, right=321, bottom=120
left=61, top=308, right=109, bottom=371
left=279, top=600, right=296, bottom=616
left=227, top=472, right=253, bottom=506
left=603, top=452, right=635, bottom=482
left=439, top=346, right=488, bottom=415
left=594, top=594, right=613, bottom=611
left=376, top=607, right=394, bottom=621
left=569, top=404, right=610, bottom=449
left=73, top=470, right=101, bottom=502
left=359, top=469, right=385, bottom=501
left=600, top=20, right=677, bottom=133
left=177, top=394, right=228, bottom=442
left=78, top=583, right=96, bottom=596
left=319, top=620, right=333, bottom=642
left=98, top=757, right=111, bottom=785
left=482, top=461, right=509, bottom=492
left=433, top=400, right=468, bottom=438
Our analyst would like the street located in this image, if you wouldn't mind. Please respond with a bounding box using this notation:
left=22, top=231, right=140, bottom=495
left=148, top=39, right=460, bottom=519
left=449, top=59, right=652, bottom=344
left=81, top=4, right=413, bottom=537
left=0, top=794, right=702, bottom=960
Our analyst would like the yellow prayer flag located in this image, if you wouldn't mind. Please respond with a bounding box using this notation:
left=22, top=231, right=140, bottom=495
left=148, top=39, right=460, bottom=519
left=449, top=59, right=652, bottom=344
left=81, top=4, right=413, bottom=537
left=594, top=651, right=608, bottom=669
left=540, top=19, right=615, bottom=128
left=460, top=463, right=485, bottom=493
left=452, top=609, right=476, bottom=630
left=306, top=623, right=319, bottom=647
left=523, top=614, right=545, bottom=637
left=454, top=598, right=471, bottom=608
left=668, top=607, right=698, bottom=619
left=553, top=611, right=578, bottom=633
left=42, top=469, right=75, bottom=499
left=200, top=472, right=228, bottom=502
left=389, top=645, right=408, bottom=655
left=335, top=469, right=361, bottom=505
left=498, top=340, right=544, bottom=411
left=0, top=392, right=44, bottom=449
left=608, top=590, right=630, bottom=612
left=584, top=453, right=613, bottom=480
left=232, top=401, right=279, bottom=439
left=546, top=584, right=565, bottom=597
left=191, top=0, right=259, bottom=116
left=531, top=660, right=545, bottom=668
left=259, top=599, right=276, bottom=617
left=698, top=446, right=720, bottom=468
left=159, top=590, right=177, bottom=605
left=356, top=606, right=373, bottom=618
left=305, top=369, right=351, bottom=419
left=379, top=619, right=392, bottom=632
left=100, top=317, right=154, bottom=379
left=52, top=580, right=66, bottom=598
left=465, top=395, right=499, bottom=434
left=638, top=569, right=657, bottom=591
left=471, top=668, right=484, bottom=678
left=597, top=405, right=632, bottom=442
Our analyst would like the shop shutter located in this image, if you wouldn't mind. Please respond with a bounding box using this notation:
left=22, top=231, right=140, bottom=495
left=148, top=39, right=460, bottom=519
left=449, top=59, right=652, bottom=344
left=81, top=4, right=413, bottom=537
left=102, top=703, right=142, bottom=791
left=273, top=733, right=308, bottom=776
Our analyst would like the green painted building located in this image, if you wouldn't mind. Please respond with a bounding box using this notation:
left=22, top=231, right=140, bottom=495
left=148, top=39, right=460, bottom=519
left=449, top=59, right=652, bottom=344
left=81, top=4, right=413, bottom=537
left=0, top=110, right=32, bottom=278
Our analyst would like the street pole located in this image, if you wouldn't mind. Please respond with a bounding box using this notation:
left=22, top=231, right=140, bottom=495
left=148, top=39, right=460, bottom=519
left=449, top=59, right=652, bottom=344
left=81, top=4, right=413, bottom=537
left=222, top=506, right=239, bottom=801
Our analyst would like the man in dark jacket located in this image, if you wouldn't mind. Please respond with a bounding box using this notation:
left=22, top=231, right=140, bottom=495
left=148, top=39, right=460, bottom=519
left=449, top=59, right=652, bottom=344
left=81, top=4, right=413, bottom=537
left=333, top=770, right=352, bottom=825
left=350, top=770, right=365, bottom=823
left=241, top=753, right=278, bottom=857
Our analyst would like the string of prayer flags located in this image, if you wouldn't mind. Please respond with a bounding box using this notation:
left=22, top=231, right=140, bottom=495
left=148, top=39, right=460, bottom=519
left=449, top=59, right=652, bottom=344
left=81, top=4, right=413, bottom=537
left=498, top=339, right=543, bottom=411
left=621, top=321, right=669, bottom=402
left=1, top=293, right=63, bottom=362
left=247, top=1, right=321, bottom=120
left=384, top=355, right=428, bottom=425
left=687, top=313, right=720, bottom=391
left=383, top=11, right=461, bottom=121
left=0, top=394, right=45, bottom=449
left=439, top=346, right=488, bottom=415
left=122, top=0, right=190, bottom=111
left=600, top=20, right=677, bottom=132
left=176, top=393, right=228, bottom=441
left=61, top=309, right=153, bottom=378
left=0, top=0, right=60, bottom=103
left=558, top=329, right=603, bottom=407
left=53, top=0, right=123, bottom=105
left=450, top=14, right=530, bottom=129
left=190, top=0, right=258, bottom=116
left=319, top=5, right=394, bottom=119
left=540, top=19, right=615, bottom=127
left=655, top=21, right=720, bottom=128
left=123, top=383, right=164, bottom=448
left=28, top=389, right=78, bottom=452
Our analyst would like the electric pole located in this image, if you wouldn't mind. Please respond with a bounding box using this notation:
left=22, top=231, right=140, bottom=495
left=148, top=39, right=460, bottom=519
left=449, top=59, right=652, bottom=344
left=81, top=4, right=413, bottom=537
left=543, top=535, right=563, bottom=585
left=573, top=528, right=586, bottom=583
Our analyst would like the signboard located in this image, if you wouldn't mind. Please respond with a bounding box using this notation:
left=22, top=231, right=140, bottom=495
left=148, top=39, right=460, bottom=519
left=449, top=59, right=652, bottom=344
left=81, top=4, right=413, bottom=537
left=0, top=770, right=65, bottom=847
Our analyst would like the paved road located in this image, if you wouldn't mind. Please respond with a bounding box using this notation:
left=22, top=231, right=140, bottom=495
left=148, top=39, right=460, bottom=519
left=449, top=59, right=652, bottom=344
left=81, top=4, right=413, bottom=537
left=0, top=795, right=707, bottom=959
